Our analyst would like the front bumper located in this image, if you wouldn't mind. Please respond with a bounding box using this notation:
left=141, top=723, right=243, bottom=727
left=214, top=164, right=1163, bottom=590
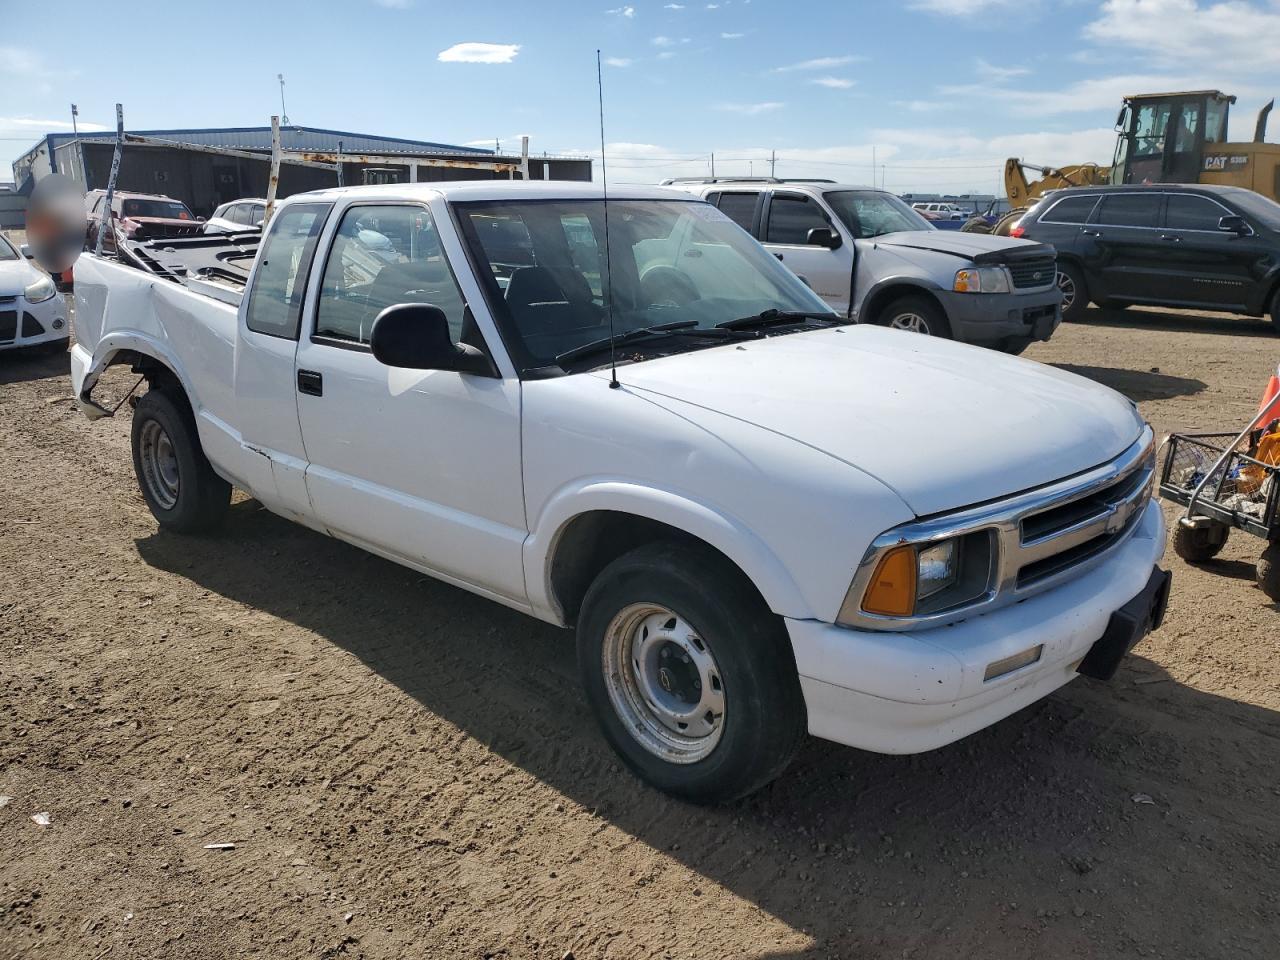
left=936, top=285, right=1062, bottom=347
left=786, top=498, right=1166, bottom=755
left=0, top=292, right=69, bottom=351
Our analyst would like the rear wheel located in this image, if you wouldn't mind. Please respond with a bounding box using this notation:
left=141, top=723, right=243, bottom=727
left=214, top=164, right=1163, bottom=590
left=131, top=389, right=231, bottom=534
left=1172, top=521, right=1229, bottom=563
left=1257, top=543, right=1280, bottom=601
left=1057, top=261, right=1089, bottom=323
left=877, top=295, right=952, bottom=339
left=577, top=541, right=806, bottom=803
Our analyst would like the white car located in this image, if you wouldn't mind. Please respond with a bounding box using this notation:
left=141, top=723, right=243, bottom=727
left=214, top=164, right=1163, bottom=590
left=0, top=233, right=69, bottom=352
left=69, top=181, right=1169, bottom=802
left=204, top=198, right=268, bottom=234
left=912, top=202, right=968, bottom=221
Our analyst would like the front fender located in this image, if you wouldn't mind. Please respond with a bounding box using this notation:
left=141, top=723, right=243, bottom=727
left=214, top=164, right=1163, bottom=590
left=524, top=479, right=813, bottom=624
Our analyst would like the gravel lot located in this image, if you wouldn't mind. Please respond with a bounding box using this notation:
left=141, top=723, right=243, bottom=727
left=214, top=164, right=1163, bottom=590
left=1, top=302, right=1277, bottom=959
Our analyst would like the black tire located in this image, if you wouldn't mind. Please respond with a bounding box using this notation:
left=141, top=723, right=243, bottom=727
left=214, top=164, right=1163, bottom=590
left=577, top=541, right=806, bottom=804
left=877, top=295, right=952, bottom=339
left=993, top=209, right=1026, bottom=237
left=1269, top=286, right=1280, bottom=335
left=1257, top=543, right=1280, bottom=601
left=130, top=388, right=231, bottom=534
left=1172, top=522, right=1229, bottom=563
left=1057, top=261, right=1089, bottom=323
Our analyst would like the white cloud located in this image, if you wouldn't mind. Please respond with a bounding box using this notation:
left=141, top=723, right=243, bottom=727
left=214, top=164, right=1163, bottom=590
left=371, top=0, right=412, bottom=7
left=1085, top=0, right=1280, bottom=69
left=651, top=35, right=691, bottom=46
left=663, top=2, right=685, bottom=7
left=974, top=58, right=1029, bottom=81
left=771, top=55, right=861, bottom=73
left=437, top=42, right=521, bottom=63
left=0, top=116, right=107, bottom=132
left=657, top=51, right=677, bottom=59
left=604, top=56, right=634, bottom=67
left=721, top=31, right=745, bottom=38
left=717, top=101, right=786, bottom=115
left=0, top=47, right=61, bottom=96
left=893, top=100, right=946, bottom=112
left=909, top=0, right=1018, bottom=13
left=811, top=76, right=855, bottom=89
left=606, top=5, right=635, bottom=17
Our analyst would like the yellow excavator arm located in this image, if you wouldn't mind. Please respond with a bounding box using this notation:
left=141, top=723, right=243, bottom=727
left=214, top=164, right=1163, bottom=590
left=1003, top=159, right=1111, bottom=208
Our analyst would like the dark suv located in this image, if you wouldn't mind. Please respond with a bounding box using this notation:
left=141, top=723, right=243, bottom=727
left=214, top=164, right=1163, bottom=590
left=1013, top=184, right=1280, bottom=332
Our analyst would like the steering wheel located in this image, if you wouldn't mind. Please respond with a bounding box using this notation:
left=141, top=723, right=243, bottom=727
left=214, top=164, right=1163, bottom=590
left=639, top=265, right=700, bottom=308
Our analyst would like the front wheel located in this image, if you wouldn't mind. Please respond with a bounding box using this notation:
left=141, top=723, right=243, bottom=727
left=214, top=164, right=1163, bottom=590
left=131, top=389, right=231, bottom=534
left=1172, top=521, right=1229, bottom=563
left=877, top=295, right=952, bottom=339
left=577, top=541, right=806, bottom=804
left=1057, top=261, right=1089, bottom=323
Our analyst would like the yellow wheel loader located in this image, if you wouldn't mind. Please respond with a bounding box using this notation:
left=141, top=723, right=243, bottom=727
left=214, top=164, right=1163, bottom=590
left=964, top=90, right=1280, bottom=235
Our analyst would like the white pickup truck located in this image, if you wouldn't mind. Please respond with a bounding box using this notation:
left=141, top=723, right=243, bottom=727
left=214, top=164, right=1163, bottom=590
left=70, top=181, right=1170, bottom=803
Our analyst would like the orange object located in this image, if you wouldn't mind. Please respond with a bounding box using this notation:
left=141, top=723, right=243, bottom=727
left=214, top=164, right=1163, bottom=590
left=862, top=546, right=917, bottom=617
left=1260, top=374, right=1280, bottom=424
left=1240, top=426, right=1280, bottom=495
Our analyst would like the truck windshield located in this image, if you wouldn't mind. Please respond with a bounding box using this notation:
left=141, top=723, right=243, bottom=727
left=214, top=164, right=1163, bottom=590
left=455, top=198, right=834, bottom=370
left=120, top=199, right=194, bottom=220
left=824, top=191, right=933, bottom=237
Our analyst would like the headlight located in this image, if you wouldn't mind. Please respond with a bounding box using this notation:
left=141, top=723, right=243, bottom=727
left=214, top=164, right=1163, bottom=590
left=841, top=531, right=995, bottom=622
left=23, top=274, right=57, bottom=303
left=953, top=266, right=1010, bottom=294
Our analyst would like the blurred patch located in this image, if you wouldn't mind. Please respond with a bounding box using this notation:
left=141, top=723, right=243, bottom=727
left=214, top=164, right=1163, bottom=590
left=26, top=174, right=86, bottom=274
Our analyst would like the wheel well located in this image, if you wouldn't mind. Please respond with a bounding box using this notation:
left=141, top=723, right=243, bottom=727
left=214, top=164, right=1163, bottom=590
left=862, top=284, right=945, bottom=325
left=548, top=510, right=767, bottom=627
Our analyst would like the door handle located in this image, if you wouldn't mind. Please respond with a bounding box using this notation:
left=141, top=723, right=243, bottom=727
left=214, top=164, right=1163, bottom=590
left=297, top=369, right=323, bottom=397
left=1160, top=234, right=1181, bottom=242
left=774, top=252, right=784, bottom=261
left=1081, top=229, right=1102, bottom=238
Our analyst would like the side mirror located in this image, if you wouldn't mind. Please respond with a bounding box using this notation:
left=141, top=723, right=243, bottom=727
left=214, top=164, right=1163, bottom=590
left=19, top=243, right=33, bottom=259
left=806, top=226, right=843, bottom=250
left=1218, top=215, right=1252, bottom=236
left=369, top=303, right=493, bottom=375
left=197, top=216, right=206, bottom=223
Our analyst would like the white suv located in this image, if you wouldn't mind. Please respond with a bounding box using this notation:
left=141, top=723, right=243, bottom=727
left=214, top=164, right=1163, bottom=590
left=665, top=179, right=1062, bottom=354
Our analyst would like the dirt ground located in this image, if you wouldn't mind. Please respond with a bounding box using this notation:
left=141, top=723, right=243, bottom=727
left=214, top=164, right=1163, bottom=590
left=1, top=302, right=1278, bottom=960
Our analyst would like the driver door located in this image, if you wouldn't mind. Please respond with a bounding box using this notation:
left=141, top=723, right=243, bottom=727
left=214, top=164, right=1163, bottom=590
left=293, top=201, right=527, bottom=605
left=759, top=192, right=852, bottom=313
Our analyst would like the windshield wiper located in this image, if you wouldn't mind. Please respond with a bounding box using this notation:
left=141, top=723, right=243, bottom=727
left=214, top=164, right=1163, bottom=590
left=715, top=308, right=842, bottom=331
left=555, top=320, right=742, bottom=365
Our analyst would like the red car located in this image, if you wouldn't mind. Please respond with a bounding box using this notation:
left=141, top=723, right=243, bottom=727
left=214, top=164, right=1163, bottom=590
left=85, top=190, right=204, bottom=255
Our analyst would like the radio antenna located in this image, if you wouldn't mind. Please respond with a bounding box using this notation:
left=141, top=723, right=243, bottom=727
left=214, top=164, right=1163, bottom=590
left=596, top=49, right=620, bottom=389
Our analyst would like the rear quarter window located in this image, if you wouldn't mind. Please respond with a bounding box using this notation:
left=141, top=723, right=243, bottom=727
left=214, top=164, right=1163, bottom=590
left=1041, top=195, right=1099, bottom=224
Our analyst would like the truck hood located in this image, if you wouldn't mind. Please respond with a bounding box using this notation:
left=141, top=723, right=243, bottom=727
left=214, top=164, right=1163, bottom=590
left=601, top=326, right=1144, bottom=517
left=872, top=230, right=1053, bottom=263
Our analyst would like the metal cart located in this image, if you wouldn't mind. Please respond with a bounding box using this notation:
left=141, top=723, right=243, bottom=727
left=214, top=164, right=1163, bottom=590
left=1159, top=395, right=1280, bottom=600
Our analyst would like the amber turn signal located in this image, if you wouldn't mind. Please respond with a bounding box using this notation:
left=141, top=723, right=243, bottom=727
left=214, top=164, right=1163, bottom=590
left=861, top=545, right=917, bottom=617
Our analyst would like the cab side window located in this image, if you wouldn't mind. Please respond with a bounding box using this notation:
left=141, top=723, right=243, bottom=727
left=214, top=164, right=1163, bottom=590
left=244, top=203, right=331, bottom=339
left=1043, top=195, right=1099, bottom=224
left=1094, top=193, right=1161, bottom=228
left=714, top=192, right=759, bottom=233
left=314, top=204, right=467, bottom=346
left=765, top=194, right=830, bottom=245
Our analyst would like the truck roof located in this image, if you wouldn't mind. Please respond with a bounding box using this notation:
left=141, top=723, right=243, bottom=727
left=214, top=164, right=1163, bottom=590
left=284, top=180, right=693, bottom=205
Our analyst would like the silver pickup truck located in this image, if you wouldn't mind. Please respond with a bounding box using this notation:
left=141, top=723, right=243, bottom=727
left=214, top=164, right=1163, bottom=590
left=667, top=179, right=1063, bottom=354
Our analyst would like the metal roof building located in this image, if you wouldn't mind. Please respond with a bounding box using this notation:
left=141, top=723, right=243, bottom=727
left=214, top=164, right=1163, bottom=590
left=11, top=124, right=592, bottom=218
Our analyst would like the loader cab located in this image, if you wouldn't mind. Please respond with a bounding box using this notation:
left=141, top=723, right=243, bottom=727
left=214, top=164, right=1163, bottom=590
left=1110, top=90, right=1234, bottom=186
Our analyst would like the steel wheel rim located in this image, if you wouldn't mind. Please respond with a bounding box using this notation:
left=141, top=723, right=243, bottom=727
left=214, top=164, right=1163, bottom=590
left=601, top=603, right=726, bottom=764
left=889, top=312, right=930, bottom=334
left=139, top=419, right=180, bottom=510
left=1057, top=270, right=1076, bottom=311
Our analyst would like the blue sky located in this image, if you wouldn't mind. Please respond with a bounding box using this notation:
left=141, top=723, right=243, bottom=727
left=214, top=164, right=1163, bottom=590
left=4, top=0, right=1280, bottom=193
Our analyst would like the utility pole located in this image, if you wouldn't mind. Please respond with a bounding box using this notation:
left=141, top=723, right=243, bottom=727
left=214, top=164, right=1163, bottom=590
left=70, top=104, right=78, bottom=138
left=871, top=144, right=876, bottom=186
left=710, top=152, right=715, bottom=177
left=769, top=149, right=776, bottom=178
left=277, top=74, right=290, bottom=126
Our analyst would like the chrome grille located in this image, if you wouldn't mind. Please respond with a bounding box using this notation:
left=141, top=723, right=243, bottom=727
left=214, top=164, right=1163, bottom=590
left=1006, top=257, right=1056, bottom=289
left=841, top=428, right=1156, bottom=631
